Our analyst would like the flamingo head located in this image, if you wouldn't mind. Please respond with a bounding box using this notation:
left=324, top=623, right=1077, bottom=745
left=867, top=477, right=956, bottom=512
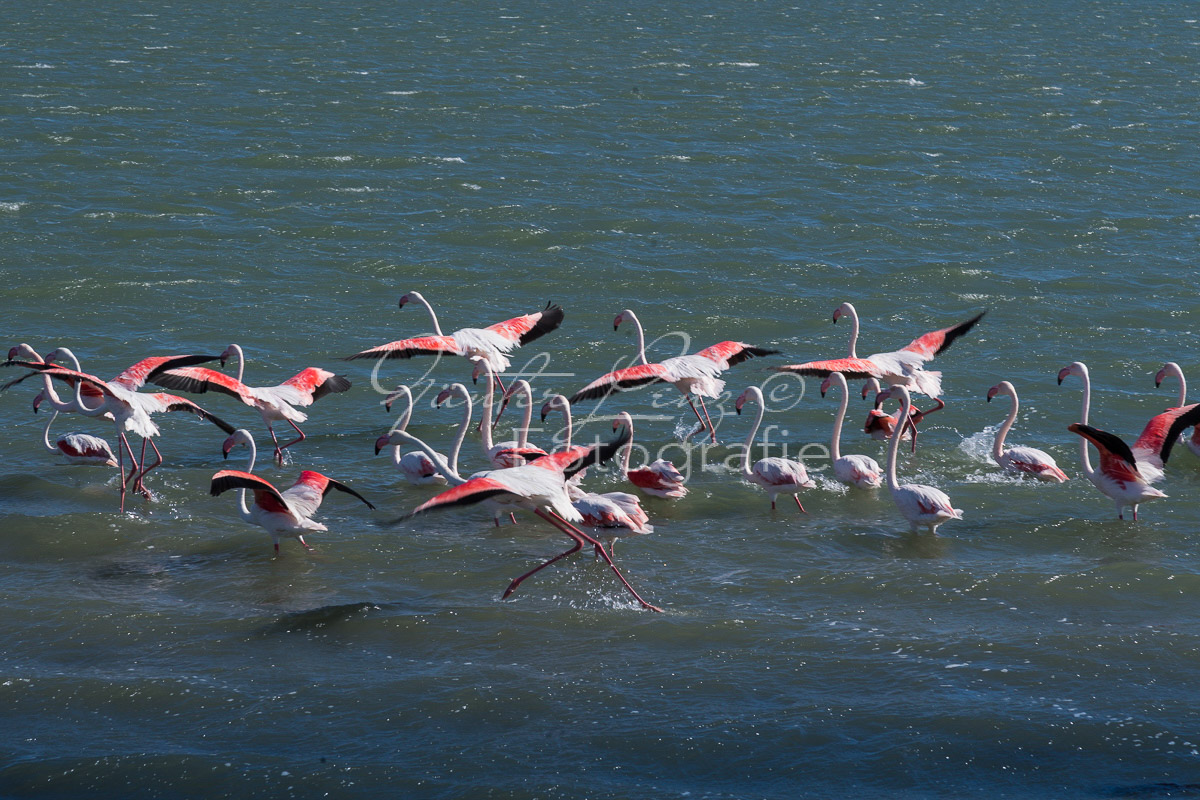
left=860, top=377, right=881, bottom=402
left=382, top=384, right=410, bottom=413
left=470, top=360, right=489, bottom=385
left=986, top=384, right=1002, bottom=403
left=218, top=345, right=238, bottom=367
left=1155, top=362, right=1180, bottom=389
left=374, top=432, right=400, bottom=456
left=398, top=291, right=424, bottom=310
left=435, top=386, right=454, bottom=407
left=32, top=390, right=44, bottom=414
left=864, top=409, right=896, bottom=438
left=1057, top=361, right=1087, bottom=386
left=819, top=376, right=832, bottom=398
left=734, top=389, right=750, bottom=415
left=7, top=343, right=41, bottom=364
left=832, top=302, right=855, bottom=324
left=540, top=397, right=560, bottom=422
left=221, top=429, right=253, bottom=459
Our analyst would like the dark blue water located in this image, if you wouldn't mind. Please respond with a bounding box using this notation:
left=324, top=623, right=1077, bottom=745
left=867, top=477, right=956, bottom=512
left=3, top=1, right=1200, bottom=797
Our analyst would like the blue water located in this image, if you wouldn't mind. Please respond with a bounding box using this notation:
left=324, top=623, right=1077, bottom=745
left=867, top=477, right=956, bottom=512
left=3, top=1, right=1200, bottom=797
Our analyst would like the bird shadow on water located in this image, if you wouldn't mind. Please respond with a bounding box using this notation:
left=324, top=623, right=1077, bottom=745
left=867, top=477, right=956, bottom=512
left=880, top=530, right=951, bottom=559
left=256, top=601, right=398, bottom=636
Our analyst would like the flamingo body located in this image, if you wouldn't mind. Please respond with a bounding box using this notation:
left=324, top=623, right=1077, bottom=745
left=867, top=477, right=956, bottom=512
left=1067, top=422, right=1166, bottom=521
left=884, top=385, right=962, bottom=533
left=735, top=386, right=816, bottom=511
left=986, top=381, right=1068, bottom=482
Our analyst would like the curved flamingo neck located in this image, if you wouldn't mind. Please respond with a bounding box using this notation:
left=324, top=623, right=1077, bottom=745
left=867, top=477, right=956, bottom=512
left=886, top=389, right=908, bottom=494
left=235, top=431, right=256, bottom=519
left=391, top=385, right=416, bottom=467
left=549, top=396, right=573, bottom=449
left=395, top=430, right=465, bottom=485
left=480, top=371, right=497, bottom=452
left=47, top=348, right=100, bottom=415
left=993, top=383, right=1018, bottom=461
left=830, top=374, right=848, bottom=461
left=42, top=412, right=59, bottom=453
left=841, top=303, right=860, bottom=359
left=409, top=292, right=443, bottom=336
left=1164, top=362, right=1187, bottom=407
left=510, top=381, right=534, bottom=448
left=1074, top=366, right=1094, bottom=476
left=226, top=344, right=246, bottom=384
left=617, top=412, right=635, bottom=472
left=624, top=310, right=649, bottom=365
left=445, top=385, right=472, bottom=474
left=740, top=388, right=765, bottom=480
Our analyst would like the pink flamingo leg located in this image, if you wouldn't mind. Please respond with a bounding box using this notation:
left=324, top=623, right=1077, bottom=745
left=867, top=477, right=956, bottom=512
left=267, top=424, right=284, bottom=463
left=274, top=420, right=306, bottom=462
left=298, top=536, right=314, bottom=551
left=116, top=432, right=138, bottom=513
left=130, top=438, right=163, bottom=499
left=537, top=510, right=663, bottom=613
left=697, top=396, right=718, bottom=444
left=793, top=494, right=806, bottom=513
left=502, top=526, right=584, bottom=599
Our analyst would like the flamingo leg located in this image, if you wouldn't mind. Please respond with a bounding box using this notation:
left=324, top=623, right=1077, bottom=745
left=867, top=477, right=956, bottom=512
left=539, top=510, right=663, bottom=613
left=793, top=494, right=806, bottom=513
left=298, top=535, right=314, bottom=551
left=697, top=396, right=718, bottom=444
left=502, top=526, right=584, bottom=599
left=267, top=424, right=284, bottom=464
left=275, top=420, right=306, bottom=463
left=132, top=438, right=163, bottom=499
left=116, top=432, right=137, bottom=513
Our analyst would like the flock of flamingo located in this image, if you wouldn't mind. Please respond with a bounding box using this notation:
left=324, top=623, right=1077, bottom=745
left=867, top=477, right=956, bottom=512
left=7, top=292, right=1200, bottom=612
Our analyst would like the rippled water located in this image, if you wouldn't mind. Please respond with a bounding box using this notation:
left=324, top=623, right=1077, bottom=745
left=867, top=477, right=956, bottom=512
left=4, top=1, right=1200, bottom=797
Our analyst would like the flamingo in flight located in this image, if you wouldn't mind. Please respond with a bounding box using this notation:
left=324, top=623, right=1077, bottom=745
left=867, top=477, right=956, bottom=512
left=861, top=377, right=941, bottom=451
left=389, top=425, right=663, bottom=612
left=881, top=385, right=963, bottom=534
left=149, top=343, right=351, bottom=464
left=734, top=385, right=816, bottom=510
left=820, top=372, right=883, bottom=489
left=985, top=381, right=1069, bottom=482
left=1057, top=361, right=1193, bottom=484
left=345, top=292, right=564, bottom=392
left=212, top=429, right=375, bottom=554
left=373, top=384, right=449, bottom=485
left=612, top=411, right=688, bottom=498
left=773, top=305, right=985, bottom=398
left=1154, top=361, right=1200, bottom=458
left=568, top=325, right=779, bottom=444
left=3, top=355, right=235, bottom=512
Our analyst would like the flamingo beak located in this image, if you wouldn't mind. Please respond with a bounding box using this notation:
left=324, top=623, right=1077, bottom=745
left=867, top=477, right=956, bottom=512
left=1057, top=368, right=1070, bottom=385
left=374, top=435, right=391, bottom=455
left=986, top=386, right=998, bottom=402
left=1155, top=370, right=1166, bottom=388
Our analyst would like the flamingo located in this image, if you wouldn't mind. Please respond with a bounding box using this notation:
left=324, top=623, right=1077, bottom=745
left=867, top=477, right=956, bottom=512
left=568, top=333, right=779, bottom=443
left=345, top=293, right=564, bottom=388
left=985, top=381, right=1069, bottom=482
left=4, top=350, right=234, bottom=513
left=773, top=307, right=986, bottom=398
left=389, top=426, right=662, bottom=612
left=41, top=410, right=119, bottom=467
left=539, top=394, right=575, bottom=450
left=373, top=385, right=449, bottom=485
left=1066, top=423, right=1167, bottom=521
left=1154, top=361, right=1200, bottom=458
left=881, top=385, right=963, bottom=534
left=149, top=343, right=351, bottom=464
left=613, top=411, right=688, bottom=498
left=212, top=429, right=375, bottom=553
left=474, top=366, right=547, bottom=467
left=1057, top=361, right=1188, bottom=484
left=862, top=376, right=942, bottom=447
left=734, top=385, right=816, bottom=511
left=819, top=372, right=883, bottom=489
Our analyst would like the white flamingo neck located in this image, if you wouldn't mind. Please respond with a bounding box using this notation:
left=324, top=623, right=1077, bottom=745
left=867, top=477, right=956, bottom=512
left=410, top=292, right=443, bottom=336
left=444, top=384, right=472, bottom=474
left=740, top=388, right=765, bottom=480
left=1075, top=366, right=1094, bottom=475
left=993, top=383, right=1018, bottom=461
left=843, top=303, right=860, bottom=359
left=234, top=431, right=256, bottom=519
left=227, top=343, right=246, bottom=384
left=395, top=385, right=414, bottom=432
left=886, top=390, right=908, bottom=493
left=396, top=430, right=465, bottom=485
left=42, top=412, right=59, bottom=453
left=830, top=374, right=848, bottom=461
left=1164, top=362, right=1187, bottom=407
left=618, top=412, right=635, bottom=472
left=512, top=381, right=534, bottom=448
left=479, top=371, right=496, bottom=452
left=623, top=310, right=648, bottom=365
left=549, top=396, right=573, bottom=449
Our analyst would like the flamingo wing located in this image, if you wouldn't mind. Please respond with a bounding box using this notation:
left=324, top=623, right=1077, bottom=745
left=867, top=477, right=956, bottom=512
left=112, top=353, right=224, bottom=391
left=544, top=425, right=631, bottom=479
left=149, top=366, right=255, bottom=404
left=210, top=469, right=291, bottom=514
left=399, top=476, right=517, bottom=520
left=282, top=470, right=375, bottom=518
left=344, top=335, right=465, bottom=362
left=1069, top=422, right=1145, bottom=484
left=771, top=358, right=880, bottom=380
left=1158, top=404, right=1200, bottom=465
left=142, top=393, right=237, bottom=434
left=694, top=341, right=780, bottom=369
left=276, top=368, right=352, bottom=405
left=485, top=302, right=565, bottom=346
left=567, top=363, right=669, bottom=404
left=900, top=312, right=986, bottom=361
left=1, top=365, right=117, bottom=398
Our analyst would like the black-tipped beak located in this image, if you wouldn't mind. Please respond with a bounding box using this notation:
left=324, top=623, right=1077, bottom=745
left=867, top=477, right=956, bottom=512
left=735, top=407, right=742, bottom=416
left=1057, top=377, right=1063, bottom=385
left=986, top=395, right=992, bottom=403
left=820, top=389, right=827, bottom=398
left=374, top=444, right=384, bottom=456
left=613, top=324, right=619, bottom=331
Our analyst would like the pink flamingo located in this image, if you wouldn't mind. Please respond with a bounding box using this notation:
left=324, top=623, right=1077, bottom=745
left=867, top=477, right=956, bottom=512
left=860, top=377, right=939, bottom=450
left=1066, top=422, right=1167, bottom=521
left=734, top=385, right=816, bottom=511
left=345, top=292, right=564, bottom=388
left=373, top=384, right=450, bottom=485
left=773, top=305, right=985, bottom=398
left=613, top=411, right=688, bottom=498
left=986, top=381, right=1069, bottom=482
left=391, top=426, right=662, bottom=611
left=149, top=343, right=351, bottom=464
left=882, top=385, right=963, bottom=533
left=41, top=410, right=119, bottom=467
left=820, top=372, right=883, bottom=489
left=212, top=429, right=375, bottom=553
left=569, top=331, right=778, bottom=443
left=3, top=361, right=235, bottom=512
